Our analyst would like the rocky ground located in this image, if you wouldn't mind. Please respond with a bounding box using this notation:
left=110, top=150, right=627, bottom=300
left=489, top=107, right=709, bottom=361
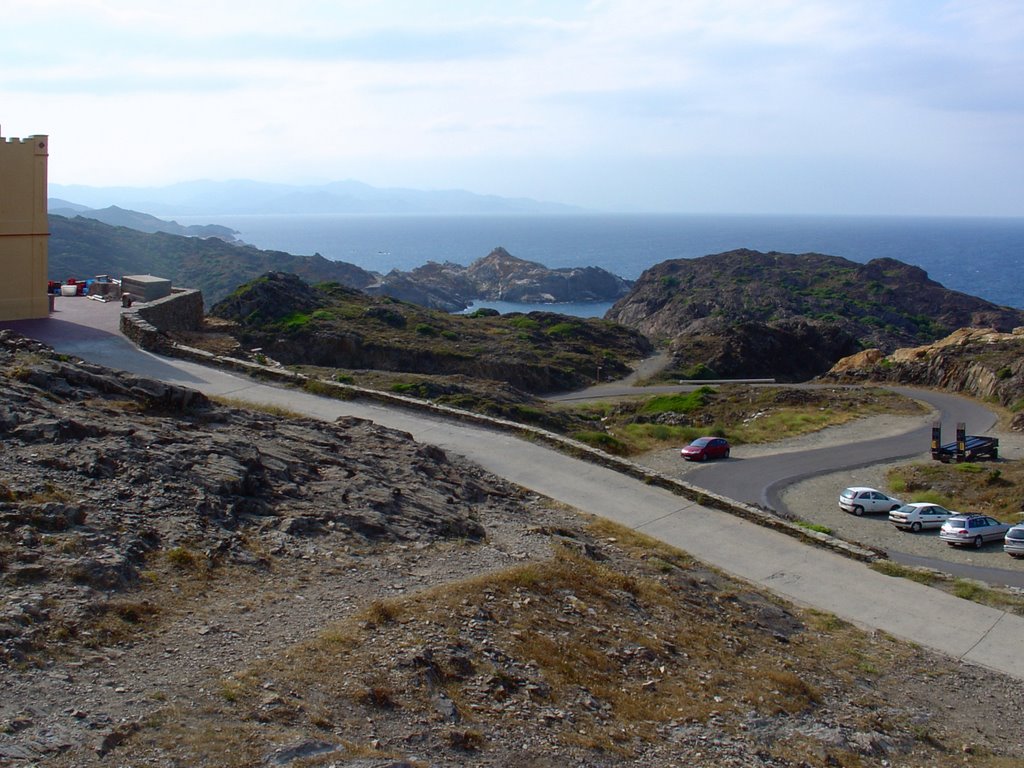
left=3, top=330, right=1024, bottom=767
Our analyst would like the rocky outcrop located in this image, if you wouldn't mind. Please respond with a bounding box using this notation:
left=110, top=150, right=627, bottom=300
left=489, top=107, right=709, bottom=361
left=0, top=328, right=514, bottom=662
left=667, top=317, right=863, bottom=382
left=821, top=327, right=1024, bottom=425
left=366, top=248, right=633, bottom=311
left=608, top=249, right=1024, bottom=382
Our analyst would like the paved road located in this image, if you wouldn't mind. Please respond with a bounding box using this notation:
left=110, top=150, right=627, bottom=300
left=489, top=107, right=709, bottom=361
left=547, top=359, right=1023, bottom=587
left=686, top=387, right=996, bottom=510
left=4, top=300, right=1024, bottom=681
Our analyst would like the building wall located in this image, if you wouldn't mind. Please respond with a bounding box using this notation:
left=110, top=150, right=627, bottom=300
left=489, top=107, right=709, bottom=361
left=0, top=132, right=49, bottom=321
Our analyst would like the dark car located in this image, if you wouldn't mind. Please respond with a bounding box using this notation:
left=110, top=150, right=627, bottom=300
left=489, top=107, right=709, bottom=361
left=680, top=437, right=730, bottom=461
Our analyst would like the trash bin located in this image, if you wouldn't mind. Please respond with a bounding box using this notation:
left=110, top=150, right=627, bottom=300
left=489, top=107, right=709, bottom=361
left=121, top=293, right=133, bottom=308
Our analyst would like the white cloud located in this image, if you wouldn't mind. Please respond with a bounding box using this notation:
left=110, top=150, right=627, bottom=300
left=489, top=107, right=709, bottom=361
left=1, top=0, right=1021, bottom=213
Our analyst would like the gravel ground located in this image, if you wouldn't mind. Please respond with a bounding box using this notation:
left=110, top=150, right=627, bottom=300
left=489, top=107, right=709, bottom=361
left=634, top=415, right=1024, bottom=574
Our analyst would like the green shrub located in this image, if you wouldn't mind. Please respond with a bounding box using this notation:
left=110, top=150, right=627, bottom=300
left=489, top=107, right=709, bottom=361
left=640, top=386, right=715, bottom=415
left=681, top=363, right=717, bottom=380
left=415, top=323, right=438, bottom=336
left=545, top=322, right=579, bottom=338
left=508, top=316, right=539, bottom=331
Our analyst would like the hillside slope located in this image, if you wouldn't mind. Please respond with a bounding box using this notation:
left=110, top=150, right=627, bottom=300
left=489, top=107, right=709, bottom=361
left=3, top=330, right=1023, bottom=766
left=48, top=215, right=376, bottom=306
left=209, top=271, right=652, bottom=394
left=607, top=249, right=1024, bottom=381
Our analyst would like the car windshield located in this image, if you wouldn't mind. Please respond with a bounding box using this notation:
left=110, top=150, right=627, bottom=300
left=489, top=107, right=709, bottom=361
left=690, top=438, right=712, bottom=447
left=840, top=489, right=857, bottom=499
left=947, top=519, right=967, bottom=529
left=895, top=505, right=916, bottom=513
left=1007, top=529, right=1024, bottom=540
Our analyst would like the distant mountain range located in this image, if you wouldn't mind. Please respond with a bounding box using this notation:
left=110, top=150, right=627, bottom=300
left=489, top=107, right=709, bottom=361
left=48, top=179, right=582, bottom=216
left=48, top=201, right=238, bottom=240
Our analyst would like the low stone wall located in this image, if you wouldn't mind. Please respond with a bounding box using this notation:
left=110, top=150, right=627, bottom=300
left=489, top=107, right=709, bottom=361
left=120, top=288, right=203, bottom=352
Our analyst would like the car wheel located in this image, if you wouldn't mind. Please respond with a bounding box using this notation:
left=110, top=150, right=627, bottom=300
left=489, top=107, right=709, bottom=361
left=852, top=505, right=864, bottom=516
left=910, top=521, right=922, bottom=533
left=974, top=536, right=984, bottom=548
left=699, top=453, right=707, bottom=461
left=724, top=449, right=730, bottom=459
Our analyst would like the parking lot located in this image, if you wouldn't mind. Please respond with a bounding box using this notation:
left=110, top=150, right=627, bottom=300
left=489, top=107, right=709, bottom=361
left=780, top=458, right=1024, bottom=573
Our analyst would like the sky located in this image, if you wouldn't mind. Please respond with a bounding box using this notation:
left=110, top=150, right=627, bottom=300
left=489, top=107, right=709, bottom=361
left=1, top=0, right=1023, bottom=215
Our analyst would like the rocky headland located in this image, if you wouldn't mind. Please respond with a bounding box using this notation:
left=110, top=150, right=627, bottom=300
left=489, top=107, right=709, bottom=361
left=365, top=247, right=633, bottom=311
left=607, top=249, right=1024, bottom=382
left=49, top=215, right=629, bottom=310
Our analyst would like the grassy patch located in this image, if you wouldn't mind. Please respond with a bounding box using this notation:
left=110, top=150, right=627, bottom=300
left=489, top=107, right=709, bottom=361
left=639, top=386, right=715, bottom=415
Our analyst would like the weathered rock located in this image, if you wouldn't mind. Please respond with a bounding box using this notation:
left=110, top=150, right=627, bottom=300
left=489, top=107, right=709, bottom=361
left=822, top=326, right=1024, bottom=408
left=0, top=330, right=511, bottom=659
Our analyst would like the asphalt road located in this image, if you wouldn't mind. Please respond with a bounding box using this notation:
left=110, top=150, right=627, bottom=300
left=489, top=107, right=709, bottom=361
left=550, top=366, right=1021, bottom=587
left=686, top=387, right=997, bottom=510
left=4, top=300, right=1024, bottom=680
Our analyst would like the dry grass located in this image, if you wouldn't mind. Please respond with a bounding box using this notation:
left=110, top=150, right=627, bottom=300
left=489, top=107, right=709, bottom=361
left=136, top=522, right=971, bottom=767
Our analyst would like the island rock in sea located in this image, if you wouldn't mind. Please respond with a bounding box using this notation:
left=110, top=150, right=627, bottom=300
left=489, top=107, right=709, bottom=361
left=365, top=247, right=633, bottom=311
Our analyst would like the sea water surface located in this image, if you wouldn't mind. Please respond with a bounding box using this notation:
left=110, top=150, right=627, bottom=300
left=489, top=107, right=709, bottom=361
left=176, top=213, right=1024, bottom=316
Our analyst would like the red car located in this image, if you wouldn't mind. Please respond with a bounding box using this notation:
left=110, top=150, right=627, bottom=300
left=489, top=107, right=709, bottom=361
left=680, top=437, right=730, bottom=461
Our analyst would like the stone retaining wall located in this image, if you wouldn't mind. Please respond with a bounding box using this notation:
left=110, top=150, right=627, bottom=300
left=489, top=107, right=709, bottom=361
left=120, top=288, right=203, bottom=352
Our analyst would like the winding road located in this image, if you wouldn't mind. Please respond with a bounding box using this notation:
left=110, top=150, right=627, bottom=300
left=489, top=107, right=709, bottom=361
left=3, top=300, right=1023, bottom=680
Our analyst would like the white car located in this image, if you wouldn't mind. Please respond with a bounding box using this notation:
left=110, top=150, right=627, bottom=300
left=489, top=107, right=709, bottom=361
left=838, top=487, right=903, bottom=516
left=1005, top=524, right=1024, bottom=558
left=939, top=514, right=1011, bottom=548
left=888, top=503, right=956, bottom=532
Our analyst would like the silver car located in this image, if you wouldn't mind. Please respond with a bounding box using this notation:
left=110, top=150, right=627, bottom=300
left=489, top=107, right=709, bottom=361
left=838, top=487, right=903, bottom=516
left=888, top=503, right=956, bottom=532
left=1005, top=524, right=1024, bottom=558
left=939, top=514, right=1011, bottom=548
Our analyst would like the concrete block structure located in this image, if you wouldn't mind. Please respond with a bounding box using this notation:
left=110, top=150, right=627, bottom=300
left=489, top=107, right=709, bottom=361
left=121, top=274, right=172, bottom=303
left=0, top=129, right=49, bottom=321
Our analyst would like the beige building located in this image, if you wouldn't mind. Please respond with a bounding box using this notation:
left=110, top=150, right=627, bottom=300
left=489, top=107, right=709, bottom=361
left=0, top=129, right=49, bottom=321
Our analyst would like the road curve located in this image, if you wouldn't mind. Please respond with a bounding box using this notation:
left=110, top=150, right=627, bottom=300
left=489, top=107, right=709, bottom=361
left=4, top=302, right=1024, bottom=680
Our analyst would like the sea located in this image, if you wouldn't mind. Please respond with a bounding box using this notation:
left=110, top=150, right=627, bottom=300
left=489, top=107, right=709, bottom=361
left=175, top=213, right=1024, bottom=317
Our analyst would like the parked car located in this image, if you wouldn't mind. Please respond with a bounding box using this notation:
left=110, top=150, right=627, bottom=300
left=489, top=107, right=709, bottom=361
left=939, top=514, right=1011, bottom=548
left=1004, top=523, right=1024, bottom=558
left=888, top=503, right=957, bottom=532
left=680, top=437, right=730, bottom=461
left=838, top=487, right=903, bottom=516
